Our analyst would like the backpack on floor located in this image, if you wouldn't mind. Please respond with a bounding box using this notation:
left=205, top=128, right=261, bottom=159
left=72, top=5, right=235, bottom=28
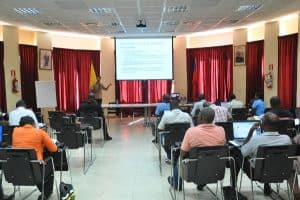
left=60, top=182, right=75, bottom=200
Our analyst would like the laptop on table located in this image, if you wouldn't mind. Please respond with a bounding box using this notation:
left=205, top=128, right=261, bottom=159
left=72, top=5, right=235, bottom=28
left=229, top=121, right=260, bottom=147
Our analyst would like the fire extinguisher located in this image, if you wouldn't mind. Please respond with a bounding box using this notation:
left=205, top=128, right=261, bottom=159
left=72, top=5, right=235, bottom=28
left=11, top=70, right=19, bottom=93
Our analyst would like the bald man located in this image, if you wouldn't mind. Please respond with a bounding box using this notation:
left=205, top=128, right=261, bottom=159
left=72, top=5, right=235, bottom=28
left=168, top=107, right=226, bottom=190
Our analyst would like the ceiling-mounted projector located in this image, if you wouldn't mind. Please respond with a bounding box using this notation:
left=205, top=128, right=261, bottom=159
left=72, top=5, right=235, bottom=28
left=136, top=19, right=146, bottom=28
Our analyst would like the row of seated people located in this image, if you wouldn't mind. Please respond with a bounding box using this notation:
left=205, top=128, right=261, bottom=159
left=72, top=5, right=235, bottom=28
left=154, top=95, right=300, bottom=197
left=0, top=93, right=112, bottom=199
left=163, top=108, right=300, bottom=199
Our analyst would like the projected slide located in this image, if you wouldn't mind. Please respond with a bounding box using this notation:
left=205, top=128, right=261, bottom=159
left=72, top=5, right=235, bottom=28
left=116, top=38, right=173, bottom=80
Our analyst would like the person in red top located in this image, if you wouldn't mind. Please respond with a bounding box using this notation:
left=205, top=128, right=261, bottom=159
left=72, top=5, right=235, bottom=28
left=168, top=107, right=226, bottom=190
left=13, top=116, right=57, bottom=200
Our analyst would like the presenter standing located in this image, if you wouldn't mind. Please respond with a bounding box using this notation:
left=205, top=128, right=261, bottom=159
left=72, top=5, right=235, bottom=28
left=90, top=76, right=112, bottom=105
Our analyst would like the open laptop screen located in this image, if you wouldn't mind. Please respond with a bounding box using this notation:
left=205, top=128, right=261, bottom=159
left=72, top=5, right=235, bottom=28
left=0, top=125, right=3, bottom=143
left=233, top=121, right=258, bottom=139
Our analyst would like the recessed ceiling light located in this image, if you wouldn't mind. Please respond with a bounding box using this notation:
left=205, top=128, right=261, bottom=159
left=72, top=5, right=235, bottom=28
left=89, top=8, right=112, bottom=14
left=165, top=5, right=189, bottom=13
left=43, top=21, right=61, bottom=26
left=236, top=4, right=263, bottom=12
left=14, top=8, right=40, bottom=15
left=81, top=22, right=98, bottom=27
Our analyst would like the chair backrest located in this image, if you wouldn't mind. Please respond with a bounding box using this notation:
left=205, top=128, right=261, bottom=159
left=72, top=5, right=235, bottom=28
left=215, top=122, right=233, bottom=141
left=164, top=123, right=190, bottom=147
left=79, top=111, right=101, bottom=130
left=253, top=145, right=297, bottom=183
left=275, top=119, right=295, bottom=138
left=2, top=125, right=16, bottom=145
left=295, top=108, right=300, bottom=119
left=56, top=124, right=84, bottom=149
left=182, top=146, right=228, bottom=185
left=48, top=111, right=67, bottom=131
left=0, top=148, right=42, bottom=186
left=231, top=108, right=248, bottom=121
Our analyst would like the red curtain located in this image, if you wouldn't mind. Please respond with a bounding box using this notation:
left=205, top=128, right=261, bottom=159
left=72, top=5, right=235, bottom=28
left=19, top=45, right=38, bottom=111
left=187, top=45, right=233, bottom=102
left=53, top=48, right=78, bottom=112
left=118, top=80, right=143, bottom=103
left=246, top=40, right=264, bottom=104
left=53, top=48, right=100, bottom=112
left=77, top=50, right=100, bottom=104
left=147, top=80, right=172, bottom=103
left=117, top=80, right=172, bottom=104
left=0, top=42, right=6, bottom=112
left=278, top=34, right=298, bottom=109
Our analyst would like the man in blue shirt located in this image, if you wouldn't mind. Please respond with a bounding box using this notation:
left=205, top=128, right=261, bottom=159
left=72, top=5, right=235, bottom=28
left=155, top=94, right=170, bottom=116
left=252, top=93, right=266, bottom=116
left=151, top=94, right=170, bottom=142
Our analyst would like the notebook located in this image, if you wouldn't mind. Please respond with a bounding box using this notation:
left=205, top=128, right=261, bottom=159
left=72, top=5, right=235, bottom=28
left=229, top=121, right=260, bottom=147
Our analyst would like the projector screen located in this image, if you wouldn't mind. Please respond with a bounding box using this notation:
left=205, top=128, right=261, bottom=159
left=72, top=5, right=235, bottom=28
left=115, top=38, right=173, bottom=80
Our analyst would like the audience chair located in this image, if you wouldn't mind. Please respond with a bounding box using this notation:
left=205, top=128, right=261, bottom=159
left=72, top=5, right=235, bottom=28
left=48, top=111, right=69, bottom=134
left=180, top=146, right=236, bottom=200
left=294, top=108, right=300, bottom=119
left=239, top=145, right=297, bottom=199
left=55, top=124, right=92, bottom=174
left=231, top=108, right=248, bottom=121
left=158, top=123, right=190, bottom=173
left=0, top=148, right=54, bottom=200
left=276, top=118, right=296, bottom=138
left=215, top=122, right=234, bottom=142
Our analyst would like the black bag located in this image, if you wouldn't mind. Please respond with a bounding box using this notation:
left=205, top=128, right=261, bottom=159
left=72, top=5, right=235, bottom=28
left=223, top=186, right=247, bottom=200
left=60, top=182, right=75, bottom=200
left=52, top=148, right=69, bottom=171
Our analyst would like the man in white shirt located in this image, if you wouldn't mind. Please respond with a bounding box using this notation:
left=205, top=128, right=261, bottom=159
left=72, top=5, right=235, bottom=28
left=209, top=100, right=232, bottom=123
left=158, top=100, right=193, bottom=160
left=227, top=94, right=244, bottom=113
left=9, top=100, right=39, bottom=127
left=158, top=101, right=193, bottom=130
left=190, top=93, right=206, bottom=117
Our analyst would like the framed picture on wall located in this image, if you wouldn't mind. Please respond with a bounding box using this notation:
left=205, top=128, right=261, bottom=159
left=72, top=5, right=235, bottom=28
left=39, top=49, right=52, bottom=70
left=234, top=45, right=246, bottom=65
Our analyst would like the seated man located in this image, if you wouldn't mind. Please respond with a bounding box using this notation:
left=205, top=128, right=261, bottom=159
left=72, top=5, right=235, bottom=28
left=158, top=100, right=193, bottom=160
left=268, top=96, right=293, bottom=118
left=190, top=93, right=206, bottom=117
left=78, top=93, right=112, bottom=141
left=251, top=93, right=266, bottom=116
left=151, top=94, right=170, bottom=142
left=9, top=100, right=39, bottom=127
left=12, top=116, right=58, bottom=200
left=168, top=107, right=226, bottom=190
left=155, top=94, right=171, bottom=117
left=230, top=112, right=298, bottom=196
left=209, top=100, right=232, bottom=123
left=227, top=94, right=244, bottom=113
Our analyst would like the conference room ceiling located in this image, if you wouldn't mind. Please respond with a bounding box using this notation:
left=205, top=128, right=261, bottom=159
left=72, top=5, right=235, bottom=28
left=0, top=0, right=300, bottom=37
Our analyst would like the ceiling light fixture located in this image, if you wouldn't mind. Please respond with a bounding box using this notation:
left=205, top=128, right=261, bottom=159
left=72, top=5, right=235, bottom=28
left=14, top=8, right=40, bottom=15
left=136, top=19, right=146, bottom=28
left=236, top=4, right=262, bottom=12
left=89, top=8, right=112, bottom=14
left=165, top=5, right=189, bottom=13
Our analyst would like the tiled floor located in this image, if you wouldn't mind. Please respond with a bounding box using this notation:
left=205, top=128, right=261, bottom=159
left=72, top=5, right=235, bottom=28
left=2, top=117, right=292, bottom=199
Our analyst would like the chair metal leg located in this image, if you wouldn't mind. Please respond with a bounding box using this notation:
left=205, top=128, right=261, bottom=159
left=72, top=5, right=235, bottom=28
left=158, top=134, right=162, bottom=174
left=220, top=181, right=224, bottom=200
left=249, top=163, right=254, bottom=200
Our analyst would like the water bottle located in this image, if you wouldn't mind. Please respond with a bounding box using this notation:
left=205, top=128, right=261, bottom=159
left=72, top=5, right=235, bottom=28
left=256, top=127, right=262, bottom=136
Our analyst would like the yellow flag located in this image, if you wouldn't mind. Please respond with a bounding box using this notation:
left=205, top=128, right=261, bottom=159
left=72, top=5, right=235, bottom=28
left=89, top=62, right=97, bottom=88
